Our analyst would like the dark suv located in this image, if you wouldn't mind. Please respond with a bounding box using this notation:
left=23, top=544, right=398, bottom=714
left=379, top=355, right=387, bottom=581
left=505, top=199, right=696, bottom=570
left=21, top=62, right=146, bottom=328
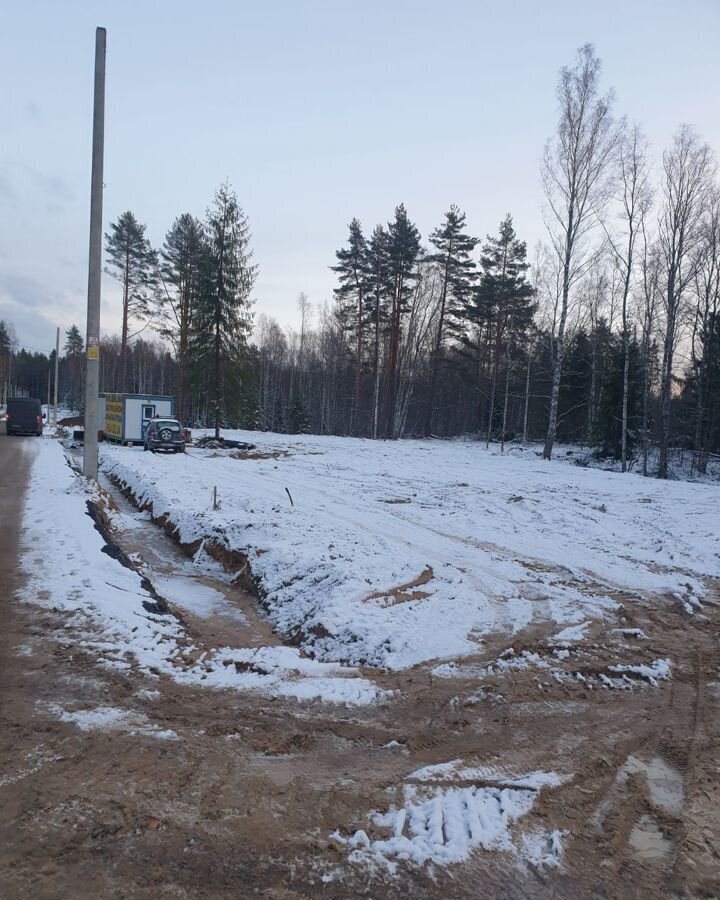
left=6, top=397, right=43, bottom=436
left=143, top=417, right=186, bottom=453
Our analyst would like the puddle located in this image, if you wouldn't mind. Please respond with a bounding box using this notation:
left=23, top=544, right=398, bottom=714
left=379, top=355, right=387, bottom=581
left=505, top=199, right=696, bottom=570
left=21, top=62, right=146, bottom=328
left=629, top=815, right=673, bottom=860
left=620, top=755, right=684, bottom=816
left=152, top=574, right=248, bottom=623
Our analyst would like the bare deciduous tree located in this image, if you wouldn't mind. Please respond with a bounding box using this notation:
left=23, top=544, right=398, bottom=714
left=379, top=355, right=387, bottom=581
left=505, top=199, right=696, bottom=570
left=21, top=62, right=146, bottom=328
left=605, top=125, right=652, bottom=470
left=541, top=43, right=620, bottom=460
left=657, top=126, right=716, bottom=478
left=638, top=225, right=661, bottom=477
left=691, top=188, right=720, bottom=473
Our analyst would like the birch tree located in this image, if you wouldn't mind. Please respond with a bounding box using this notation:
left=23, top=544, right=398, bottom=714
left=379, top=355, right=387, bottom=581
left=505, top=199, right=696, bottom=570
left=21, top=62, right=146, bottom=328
left=541, top=44, right=619, bottom=460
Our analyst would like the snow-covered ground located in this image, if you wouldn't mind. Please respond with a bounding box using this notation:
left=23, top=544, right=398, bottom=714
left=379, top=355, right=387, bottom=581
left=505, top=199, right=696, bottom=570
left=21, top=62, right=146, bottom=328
left=100, top=429, right=719, bottom=670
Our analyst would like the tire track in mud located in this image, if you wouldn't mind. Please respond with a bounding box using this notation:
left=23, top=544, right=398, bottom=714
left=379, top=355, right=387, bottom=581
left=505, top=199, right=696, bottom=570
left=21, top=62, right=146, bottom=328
left=568, top=593, right=719, bottom=900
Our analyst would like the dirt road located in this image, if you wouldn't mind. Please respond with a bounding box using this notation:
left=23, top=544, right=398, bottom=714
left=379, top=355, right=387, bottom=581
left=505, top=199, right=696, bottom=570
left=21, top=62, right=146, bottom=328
left=1, top=432, right=720, bottom=899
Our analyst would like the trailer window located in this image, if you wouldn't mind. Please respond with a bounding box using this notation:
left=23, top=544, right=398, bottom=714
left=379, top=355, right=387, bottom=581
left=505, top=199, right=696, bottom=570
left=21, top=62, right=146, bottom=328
left=142, top=405, right=155, bottom=419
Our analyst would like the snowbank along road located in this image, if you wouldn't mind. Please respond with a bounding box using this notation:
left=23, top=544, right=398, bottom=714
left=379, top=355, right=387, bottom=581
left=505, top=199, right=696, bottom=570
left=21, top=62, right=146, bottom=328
left=1, top=427, right=719, bottom=899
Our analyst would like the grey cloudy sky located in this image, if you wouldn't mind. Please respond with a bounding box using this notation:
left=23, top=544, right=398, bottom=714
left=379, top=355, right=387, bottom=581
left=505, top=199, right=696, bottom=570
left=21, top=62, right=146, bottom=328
left=1, top=0, right=719, bottom=353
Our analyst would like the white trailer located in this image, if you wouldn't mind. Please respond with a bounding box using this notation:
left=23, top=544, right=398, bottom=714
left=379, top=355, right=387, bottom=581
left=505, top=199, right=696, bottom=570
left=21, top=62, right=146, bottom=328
left=100, top=393, right=175, bottom=445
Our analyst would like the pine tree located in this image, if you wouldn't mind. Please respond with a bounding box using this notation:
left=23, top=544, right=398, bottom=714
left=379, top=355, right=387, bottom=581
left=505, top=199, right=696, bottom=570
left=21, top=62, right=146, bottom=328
left=104, top=211, right=159, bottom=388
left=384, top=204, right=421, bottom=438
left=158, top=213, right=204, bottom=423
left=471, top=215, right=535, bottom=444
left=425, top=205, right=478, bottom=435
left=194, top=182, right=257, bottom=439
left=332, top=218, right=369, bottom=434
left=64, top=324, right=84, bottom=357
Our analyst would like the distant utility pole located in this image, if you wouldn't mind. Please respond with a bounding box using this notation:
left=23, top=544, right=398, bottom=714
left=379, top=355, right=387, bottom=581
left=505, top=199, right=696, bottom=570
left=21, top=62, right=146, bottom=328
left=53, top=326, right=59, bottom=428
left=83, top=26, right=106, bottom=480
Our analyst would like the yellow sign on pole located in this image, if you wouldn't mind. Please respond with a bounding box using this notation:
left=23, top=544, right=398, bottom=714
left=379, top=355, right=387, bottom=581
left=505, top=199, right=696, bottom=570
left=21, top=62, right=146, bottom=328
left=87, top=346, right=99, bottom=360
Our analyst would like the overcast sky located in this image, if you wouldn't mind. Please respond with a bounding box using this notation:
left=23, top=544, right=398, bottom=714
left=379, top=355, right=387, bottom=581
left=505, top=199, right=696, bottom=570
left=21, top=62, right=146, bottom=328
left=1, top=0, right=719, bottom=353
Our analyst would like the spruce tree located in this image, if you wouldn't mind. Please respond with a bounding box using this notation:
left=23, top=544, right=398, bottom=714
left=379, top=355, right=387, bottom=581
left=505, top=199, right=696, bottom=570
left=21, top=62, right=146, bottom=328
left=425, top=205, right=478, bottom=435
left=194, top=182, right=257, bottom=439
left=288, top=393, right=310, bottom=434
left=104, top=211, right=159, bottom=389
left=470, top=215, right=535, bottom=444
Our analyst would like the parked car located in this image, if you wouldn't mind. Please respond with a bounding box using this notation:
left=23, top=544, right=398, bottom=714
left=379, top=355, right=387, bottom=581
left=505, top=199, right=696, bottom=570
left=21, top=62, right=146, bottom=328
left=143, top=417, right=186, bottom=453
left=6, top=397, right=43, bottom=436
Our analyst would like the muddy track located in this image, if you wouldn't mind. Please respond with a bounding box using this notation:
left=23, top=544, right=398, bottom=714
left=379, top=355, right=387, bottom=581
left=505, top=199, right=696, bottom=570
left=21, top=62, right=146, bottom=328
left=547, top=590, right=720, bottom=900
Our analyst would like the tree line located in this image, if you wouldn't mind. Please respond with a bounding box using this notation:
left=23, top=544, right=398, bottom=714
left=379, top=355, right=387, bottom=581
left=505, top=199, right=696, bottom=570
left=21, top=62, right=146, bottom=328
left=2, top=44, right=719, bottom=477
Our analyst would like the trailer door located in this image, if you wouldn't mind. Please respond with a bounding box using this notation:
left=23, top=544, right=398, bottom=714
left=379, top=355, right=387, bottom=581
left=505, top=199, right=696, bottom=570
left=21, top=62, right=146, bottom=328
left=141, top=403, right=156, bottom=440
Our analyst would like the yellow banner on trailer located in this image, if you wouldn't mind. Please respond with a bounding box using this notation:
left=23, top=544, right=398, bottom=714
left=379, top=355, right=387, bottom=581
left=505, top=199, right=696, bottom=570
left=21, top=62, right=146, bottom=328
left=104, top=393, right=123, bottom=440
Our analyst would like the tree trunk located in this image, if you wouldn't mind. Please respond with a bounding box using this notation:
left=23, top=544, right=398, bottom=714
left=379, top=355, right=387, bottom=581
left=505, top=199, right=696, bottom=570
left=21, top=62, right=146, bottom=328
left=543, top=215, right=573, bottom=460
left=642, top=359, right=650, bottom=477
left=522, top=350, right=531, bottom=443
left=500, top=342, right=511, bottom=453
left=371, top=289, right=381, bottom=440
left=384, top=288, right=401, bottom=439
left=353, top=289, right=364, bottom=436
left=658, top=282, right=676, bottom=479
left=543, top=325, right=566, bottom=459
left=694, top=366, right=706, bottom=474
left=587, top=332, right=597, bottom=446
left=425, top=251, right=451, bottom=437
left=121, top=248, right=130, bottom=391
left=621, top=326, right=630, bottom=471
left=485, top=353, right=498, bottom=448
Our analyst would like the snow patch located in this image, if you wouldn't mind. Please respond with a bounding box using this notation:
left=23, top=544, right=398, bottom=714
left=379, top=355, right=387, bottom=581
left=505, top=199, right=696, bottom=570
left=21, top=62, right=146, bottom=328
left=333, top=761, right=569, bottom=871
left=43, top=702, right=179, bottom=740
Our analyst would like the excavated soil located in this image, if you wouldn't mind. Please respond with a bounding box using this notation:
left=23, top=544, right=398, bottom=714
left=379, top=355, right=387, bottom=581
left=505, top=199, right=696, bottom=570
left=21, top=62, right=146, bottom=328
left=1, top=436, right=720, bottom=899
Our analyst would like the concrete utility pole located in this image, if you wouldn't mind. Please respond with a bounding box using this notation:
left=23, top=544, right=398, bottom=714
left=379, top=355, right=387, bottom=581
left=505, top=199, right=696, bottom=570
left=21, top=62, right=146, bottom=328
left=83, top=26, right=106, bottom=480
left=53, top=326, right=59, bottom=428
